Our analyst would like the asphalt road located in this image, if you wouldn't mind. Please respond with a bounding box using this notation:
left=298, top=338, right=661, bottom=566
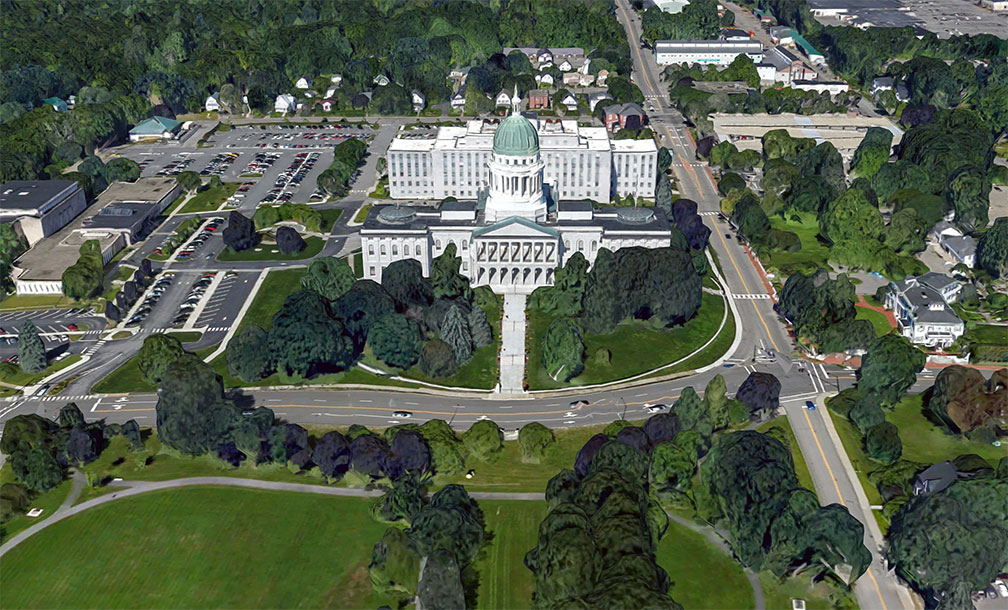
left=614, top=2, right=914, bottom=608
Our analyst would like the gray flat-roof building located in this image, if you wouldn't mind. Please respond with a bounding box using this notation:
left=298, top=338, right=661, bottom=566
left=655, top=40, right=764, bottom=66
left=0, top=180, right=87, bottom=246
left=85, top=178, right=181, bottom=244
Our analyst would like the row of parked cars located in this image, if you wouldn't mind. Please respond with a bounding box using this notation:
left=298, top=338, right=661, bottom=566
left=155, top=157, right=194, bottom=177
left=201, top=152, right=239, bottom=176
left=242, top=152, right=281, bottom=174
left=176, top=217, right=224, bottom=261
left=260, top=153, right=319, bottom=204
left=126, top=273, right=175, bottom=326
left=171, top=273, right=217, bottom=327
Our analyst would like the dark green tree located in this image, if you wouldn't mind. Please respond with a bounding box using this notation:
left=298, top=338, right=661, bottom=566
left=430, top=243, right=471, bottom=301
left=267, top=290, right=354, bottom=378
left=9, top=447, right=63, bottom=492
left=419, top=339, right=457, bottom=378
left=226, top=325, right=274, bottom=382
left=368, top=527, right=421, bottom=597
left=17, top=320, right=46, bottom=373
left=462, top=419, right=503, bottom=461
left=857, top=334, right=926, bottom=406
left=467, top=305, right=492, bottom=349
left=976, top=217, right=1008, bottom=278
left=176, top=170, right=201, bottom=193
left=155, top=355, right=243, bottom=456
left=105, top=157, right=141, bottom=183
left=300, top=256, right=355, bottom=302
left=137, top=333, right=185, bottom=384
left=369, top=313, right=422, bottom=369
left=519, top=422, right=555, bottom=463
left=417, top=549, right=466, bottom=610
left=542, top=317, right=585, bottom=382
left=850, top=127, right=894, bottom=180
left=865, top=421, right=902, bottom=464
left=381, top=258, right=433, bottom=311
left=440, top=304, right=472, bottom=365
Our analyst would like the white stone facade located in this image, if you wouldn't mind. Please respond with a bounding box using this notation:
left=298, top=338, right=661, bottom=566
left=387, top=118, right=656, bottom=203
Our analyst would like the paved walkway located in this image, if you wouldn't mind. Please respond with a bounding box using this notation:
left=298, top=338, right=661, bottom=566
left=499, top=293, right=527, bottom=393
left=0, top=475, right=545, bottom=559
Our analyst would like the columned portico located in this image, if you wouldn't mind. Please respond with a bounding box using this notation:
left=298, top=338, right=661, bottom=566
left=472, top=216, right=560, bottom=294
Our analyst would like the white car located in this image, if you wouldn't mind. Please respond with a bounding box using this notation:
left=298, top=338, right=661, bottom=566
left=643, top=403, right=667, bottom=413
left=391, top=411, right=413, bottom=418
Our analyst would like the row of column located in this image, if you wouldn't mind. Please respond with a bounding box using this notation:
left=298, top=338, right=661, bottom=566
left=475, top=240, right=556, bottom=263
left=492, top=172, right=541, bottom=198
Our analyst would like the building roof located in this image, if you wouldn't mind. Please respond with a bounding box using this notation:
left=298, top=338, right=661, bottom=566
left=917, top=272, right=959, bottom=293
left=891, top=278, right=962, bottom=325
left=94, top=177, right=178, bottom=206
left=43, top=97, right=67, bottom=109
left=130, top=116, right=182, bottom=135
left=473, top=215, right=560, bottom=238
left=655, top=40, right=764, bottom=54
left=0, top=180, right=79, bottom=214
left=942, top=235, right=977, bottom=258
left=915, top=461, right=959, bottom=494
left=558, top=201, right=593, bottom=212
left=603, top=102, right=644, bottom=117
left=790, top=32, right=822, bottom=57
left=493, top=113, right=540, bottom=156
left=722, top=28, right=751, bottom=38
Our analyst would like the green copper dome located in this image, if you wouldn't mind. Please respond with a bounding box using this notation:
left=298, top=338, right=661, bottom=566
left=493, top=114, right=539, bottom=156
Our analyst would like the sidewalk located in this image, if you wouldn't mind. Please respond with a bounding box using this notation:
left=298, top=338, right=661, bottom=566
left=498, top=294, right=527, bottom=394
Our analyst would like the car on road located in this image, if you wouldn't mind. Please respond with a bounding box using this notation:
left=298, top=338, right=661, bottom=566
left=391, top=411, right=413, bottom=418
left=67, top=323, right=78, bottom=331
left=34, top=384, right=50, bottom=396
left=643, top=403, right=667, bottom=413
left=569, top=400, right=588, bottom=409
left=805, top=401, right=816, bottom=411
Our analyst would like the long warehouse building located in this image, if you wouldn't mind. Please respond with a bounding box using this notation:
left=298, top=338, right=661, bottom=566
left=654, top=40, right=764, bottom=66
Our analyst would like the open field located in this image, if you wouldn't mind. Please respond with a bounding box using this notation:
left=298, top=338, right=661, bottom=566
left=855, top=305, right=893, bottom=337
left=0, top=487, right=395, bottom=609
left=886, top=393, right=1005, bottom=464
left=0, top=355, right=82, bottom=387
left=658, top=520, right=755, bottom=610
left=0, top=294, right=92, bottom=311
left=0, top=469, right=72, bottom=544
left=179, top=182, right=240, bottom=214
left=526, top=291, right=726, bottom=390
left=474, top=500, right=546, bottom=609
left=238, top=267, right=306, bottom=331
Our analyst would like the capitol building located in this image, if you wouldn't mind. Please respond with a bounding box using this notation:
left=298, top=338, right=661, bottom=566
left=361, top=96, right=672, bottom=295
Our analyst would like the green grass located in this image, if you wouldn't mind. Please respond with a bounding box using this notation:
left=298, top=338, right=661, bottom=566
left=91, top=354, right=154, bottom=394
left=0, top=355, right=83, bottom=387
left=962, top=323, right=1008, bottom=346
left=353, top=203, right=372, bottom=223
left=826, top=407, right=885, bottom=506
left=526, top=291, right=726, bottom=390
left=888, top=393, right=1005, bottom=464
left=238, top=268, right=306, bottom=331
left=757, top=416, right=816, bottom=493
left=855, top=305, right=893, bottom=337
left=0, top=487, right=397, bottom=609
left=0, top=293, right=92, bottom=311
left=0, top=468, right=72, bottom=544
left=475, top=501, right=546, bottom=609
left=658, top=520, right=755, bottom=610
left=217, top=236, right=325, bottom=262
left=353, top=252, right=363, bottom=278
left=763, top=213, right=832, bottom=277
left=319, top=208, right=343, bottom=231
left=165, top=331, right=202, bottom=343
left=179, top=182, right=239, bottom=214
left=759, top=570, right=851, bottom=610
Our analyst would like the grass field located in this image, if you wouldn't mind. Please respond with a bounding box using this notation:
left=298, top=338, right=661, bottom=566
left=0, top=354, right=82, bottom=387
left=238, top=267, right=306, bottom=331
left=763, top=214, right=832, bottom=277
left=525, top=291, right=725, bottom=390
left=217, top=236, right=324, bottom=262
left=887, top=393, right=1005, bottom=464
left=855, top=305, right=893, bottom=337
left=0, top=293, right=91, bottom=311
left=474, top=501, right=545, bottom=609
left=91, top=354, right=154, bottom=393
left=0, top=487, right=396, bottom=609
left=0, top=468, right=72, bottom=543
left=658, top=520, right=754, bottom=610
left=759, top=570, right=850, bottom=610
left=165, top=331, right=203, bottom=344
left=179, top=182, right=239, bottom=214
left=319, top=208, right=343, bottom=231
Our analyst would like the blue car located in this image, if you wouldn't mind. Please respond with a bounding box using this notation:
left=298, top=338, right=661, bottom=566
left=805, top=401, right=816, bottom=411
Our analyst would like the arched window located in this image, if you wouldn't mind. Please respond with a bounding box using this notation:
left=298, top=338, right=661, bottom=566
left=591, top=240, right=597, bottom=251
left=435, top=239, right=442, bottom=249
left=368, top=245, right=374, bottom=255
left=380, top=245, right=386, bottom=255
left=404, top=244, right=410, bottom=256
left=392, top=245, right=398, bottom=256
left=564, top=240, right=570, bottom=248
left=577, top=239, right=584, bottom=250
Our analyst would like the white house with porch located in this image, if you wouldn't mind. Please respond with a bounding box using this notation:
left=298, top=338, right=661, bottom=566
left=361, top=92, right=670, bottom=295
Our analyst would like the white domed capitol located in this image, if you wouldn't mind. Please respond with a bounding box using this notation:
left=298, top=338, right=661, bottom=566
left=361, top=89, right=671, bottom=294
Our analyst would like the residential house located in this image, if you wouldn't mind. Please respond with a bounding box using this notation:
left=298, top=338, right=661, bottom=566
left=913, top=462, right=960, bottom=495
left=721, top=28, right=752, bottom=41
left=373, top=74, right=390, bottom=87
left=603, top=102, right=645, bottom=131
left=535, top=47, right=554, bottom=68
left=872, top=77, right=909, bottom=101
left=330, top=74, right=343, bottom=86
left=317, top=98, right=337, bottom=112
left=128, top=116, right=182, bottom=142
left=769, top=26, right=794, bottom=44
left=495, top=89, right=514, bottom=107
left=451, top=86, right=467, bottom=110
left=274, top=93, right=297, bottom=114
left=66, top=95, right=76, bottom=109
left=304, top=90, right=317, bottom=98
left=886, top=274, right=965, bottom=348
left=596, top=70, right=610, bottom=87
left=43, top=97, right=68, bottom=112
left=326, top=86, right=338, bottom=98
left=527, top=90, right=550, bottom=110
left=588, top=91, right=611, bottom=112
left=204, top=92, right=221, bottom=112
left=295, top=76, right=312, bottom=89
left=562, top=72, right=583, bottom=88
left=536, top=73, right=555, bottom=87
left=560, top=93, right=579, bottom=112
left=558, top=57, right=591, bottom=74
left=930, top=221, right=977, bottom=268
left=411, top=89, right=426, bottom=112
left=916, top=272, right=963, bottom=304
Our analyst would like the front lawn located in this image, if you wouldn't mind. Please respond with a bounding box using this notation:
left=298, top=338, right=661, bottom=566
left=237, top=268, right=306, bottom=331
left=353, top=203, right=372, bottom=223
left=217, top=236, right=325, bottom=262
left=0, top=487, right=396, bottom=609
left=886, top=393, right=1005, bottom=464
left=525, top=291, right=726, bottom=390
left=855, top=305, right=894, bottom=337
left=0, top=294, right=91, bottom=311
left=762, top=213, right=832, bottom=278
left=657, top=520, right=755, bottom=610
left=319, top=208, right=343, bottom=231
left=178, top=182, right=239, bottom=214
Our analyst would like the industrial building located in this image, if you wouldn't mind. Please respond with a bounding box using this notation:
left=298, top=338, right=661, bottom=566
left=85, top=178, right=181, bottom=244
left=654, top=40, right=764, bottom=66
left=0, top=180, right=88, bottom=246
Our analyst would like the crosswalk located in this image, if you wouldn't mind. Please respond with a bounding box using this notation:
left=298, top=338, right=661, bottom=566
left=731, top=293, right=772, bottom=300
left=669, top=162, right=706, bottom=168
left=698, top=211, right=720, bottom=216
left=34, top=394, right=98, bottom=403
left=81, top=340, right=106, bottom=357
